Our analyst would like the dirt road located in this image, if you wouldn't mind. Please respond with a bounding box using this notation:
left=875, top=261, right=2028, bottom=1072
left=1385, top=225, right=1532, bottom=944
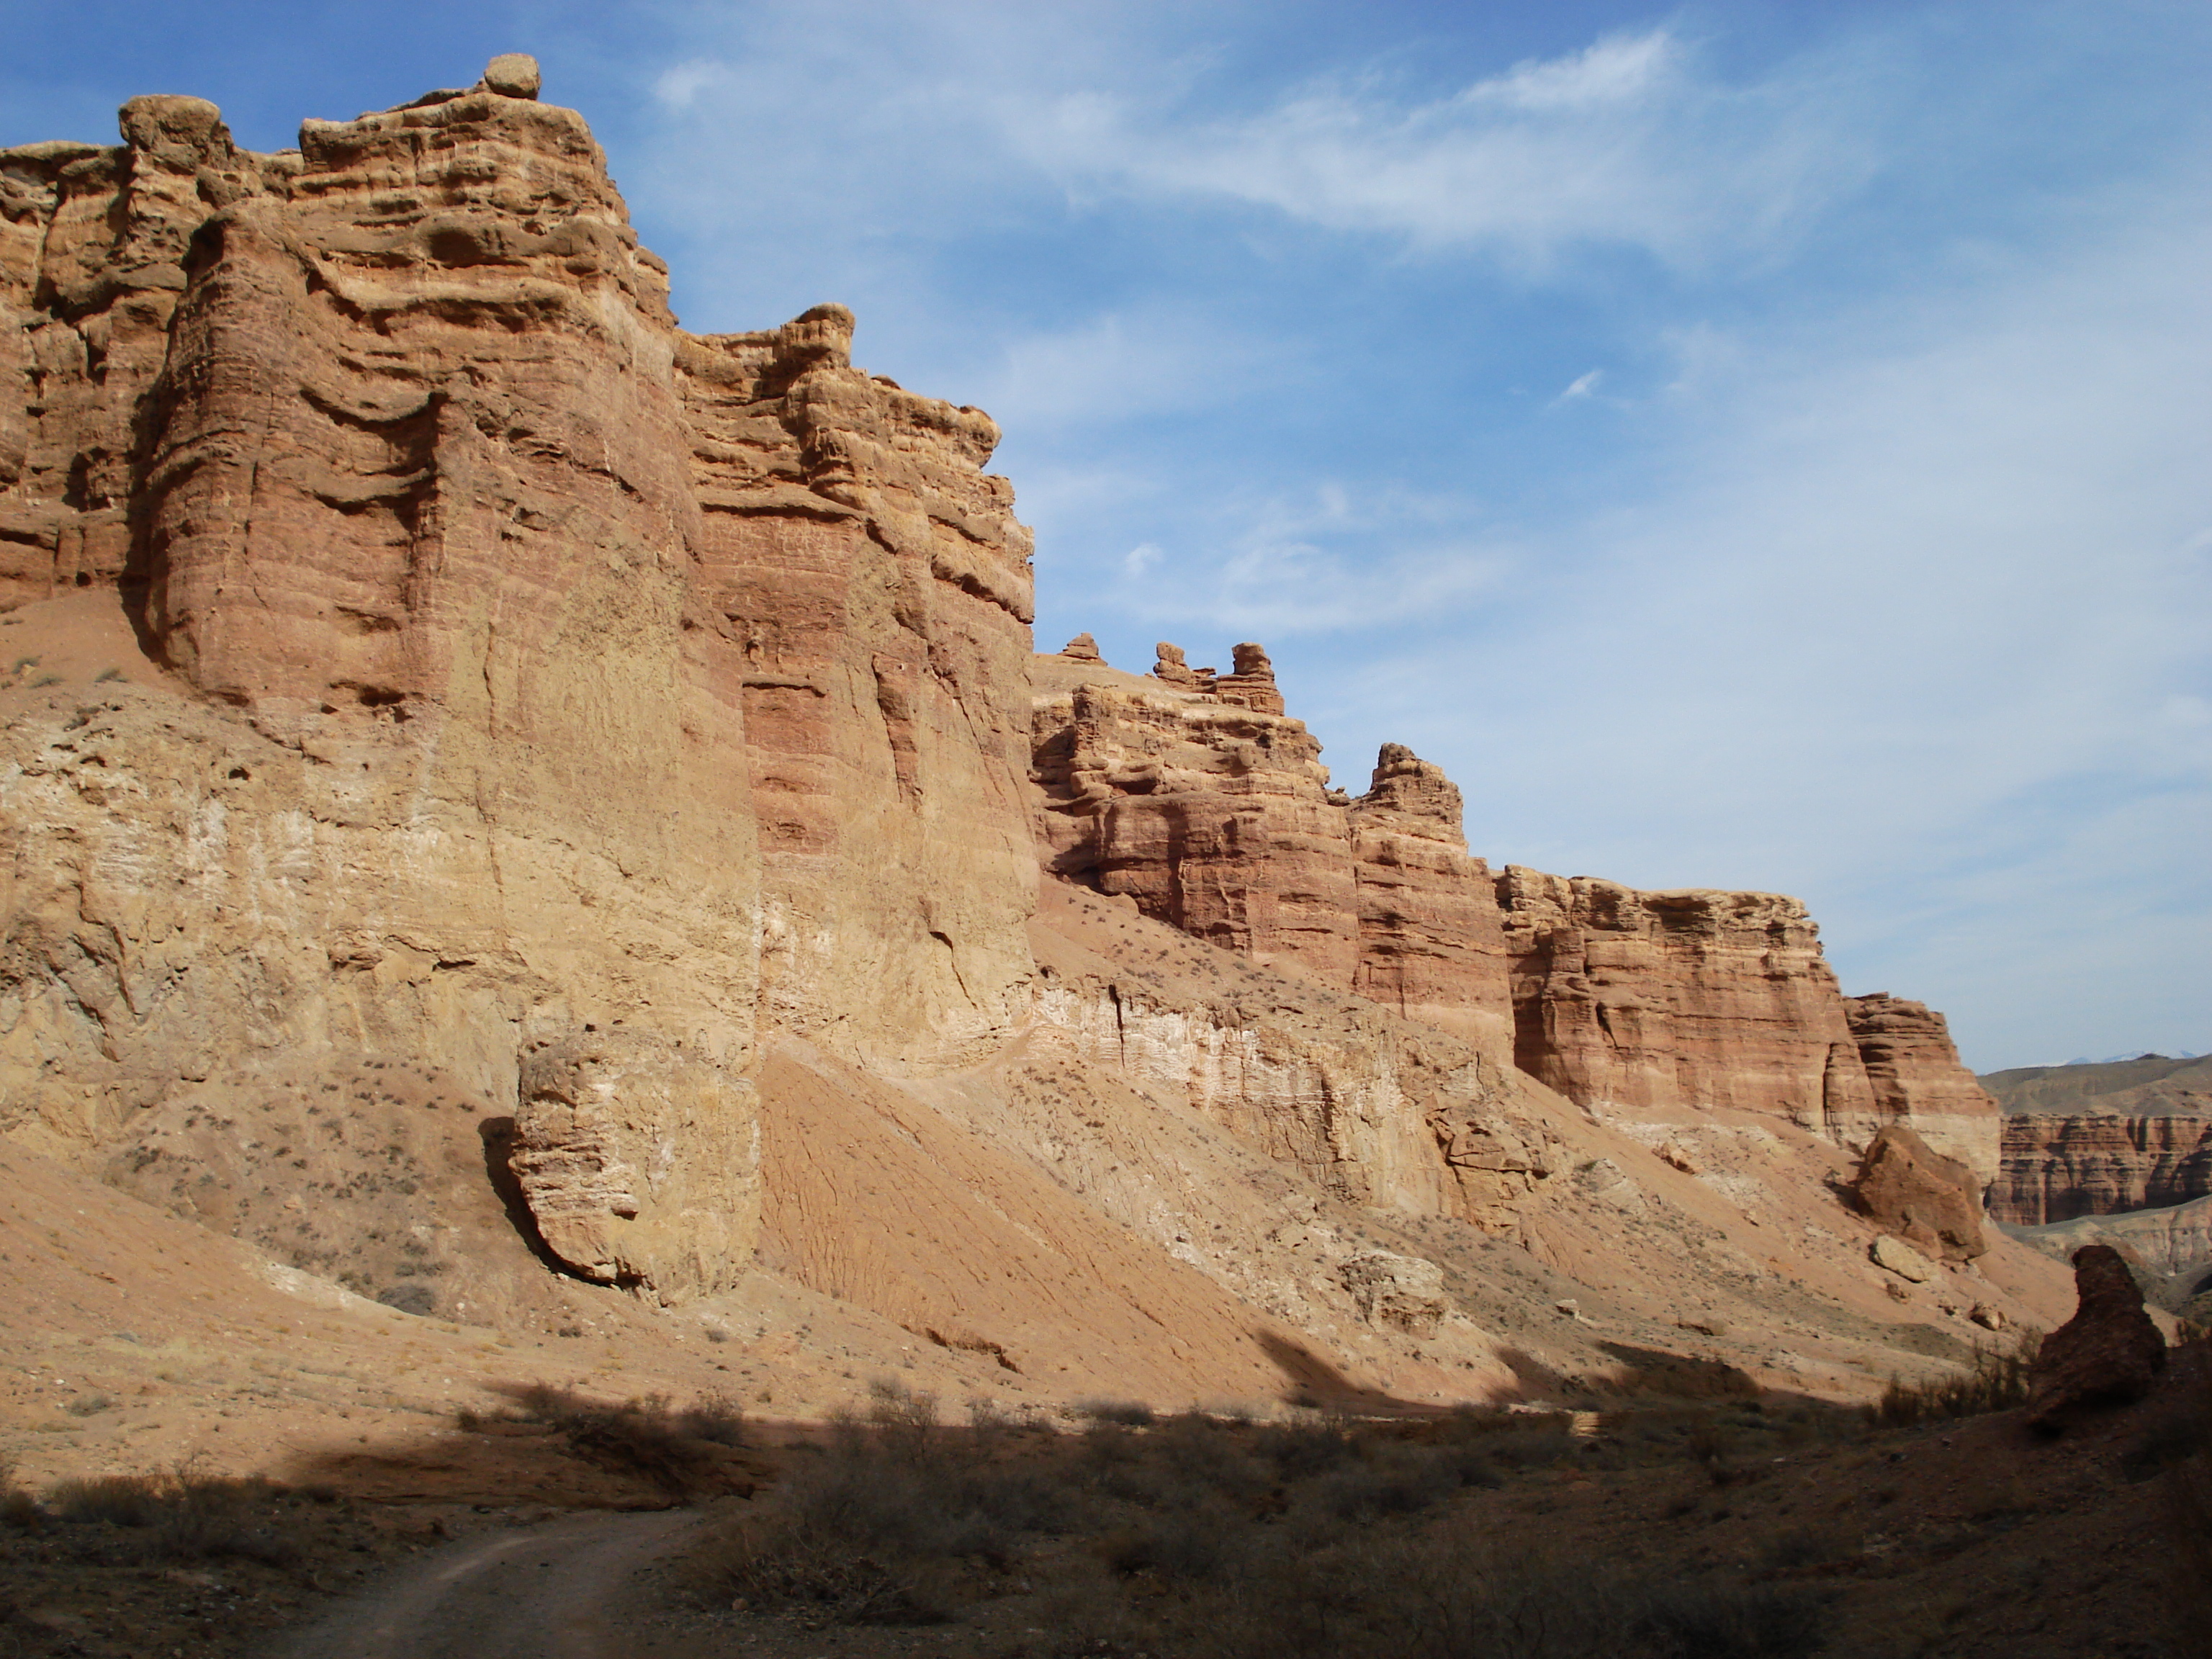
left=264, top=1508, right=706, bottom=1659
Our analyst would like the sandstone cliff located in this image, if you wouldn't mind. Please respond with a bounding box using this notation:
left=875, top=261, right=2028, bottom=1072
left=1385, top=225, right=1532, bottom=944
left=1984, top=1055, right=2212, bottom=1225
left=0, top=63, right=1035, bottom=1298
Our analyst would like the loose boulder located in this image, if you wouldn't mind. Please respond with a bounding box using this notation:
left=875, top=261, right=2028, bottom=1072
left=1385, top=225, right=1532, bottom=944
left=2026, top=1244, right=2167, bottom=1431
left=1871, top=1234, right=1935, bottom=1283
left=1853, top=1125, right=1987, bottom=1262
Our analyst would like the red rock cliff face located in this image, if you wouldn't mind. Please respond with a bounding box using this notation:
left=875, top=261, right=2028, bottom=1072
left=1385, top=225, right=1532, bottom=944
left=1982, top=1056, right=2212, bottom=1225
left=677, top=305, right=1038, bottom=1067
left=1346, top=744, right=1511, bottom=1047
left=1990, top=1115, right=2212, bottom=1225
left=1033, top=647, right=1996, bottom=1177
left=1845, top=994, right=2002, bottom=1182
left=1491, top=878, right=1996, bottom=1178
left=1496, top=868, right=1871, bottom=1130
left=1031, top=647, right=1359, bottom=986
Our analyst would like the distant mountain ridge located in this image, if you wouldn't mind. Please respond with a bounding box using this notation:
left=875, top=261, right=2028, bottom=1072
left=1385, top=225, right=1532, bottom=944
left=1981, top=1054, right=2212, bottom=1118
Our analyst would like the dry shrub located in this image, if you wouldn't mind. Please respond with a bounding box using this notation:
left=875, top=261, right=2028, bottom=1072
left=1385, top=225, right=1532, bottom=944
left=698, top=1390, right=1071, bottom=1625
left=2160, top=1341, right=2212, bottom=1652
left=42, top=1462, right=297, bottom=1568
left=1077, top=1398, right=1155, bottom=1426
left=504, top=1383, right=745, bottom=1495
left=684, top=1393, right=1829, bottom=1655
left=44, top=1473, right=164, bottom=1528
left=1194, top=1532, right=1829, bottom=1659
left=1869, top=1332, right=2040, bottom=1429
left=1252, top=1413, right=1358, bottom=1480
left=0, top=1460, right=41, bottom=1530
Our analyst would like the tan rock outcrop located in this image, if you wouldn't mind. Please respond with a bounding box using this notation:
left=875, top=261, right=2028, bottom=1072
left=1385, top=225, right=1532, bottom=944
left=1870, top=1234, right=1936, bottom=1282
left=1151, top=641, right=1210, bottom=691
left=513, top=1030, right=758, bottom=1297
left=1337, top=1251, right=1449, bottom=1336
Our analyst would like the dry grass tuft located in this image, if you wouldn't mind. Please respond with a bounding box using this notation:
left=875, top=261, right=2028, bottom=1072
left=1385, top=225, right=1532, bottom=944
left=1868, top=1333, right=2039, bottom=1429
left=40, top=1461, right=300, bottom=1568
left=0, top=1460, right=42, bottom=1531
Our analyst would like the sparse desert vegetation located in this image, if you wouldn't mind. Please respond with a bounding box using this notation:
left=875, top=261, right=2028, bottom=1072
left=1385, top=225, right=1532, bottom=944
left=1868, top=1334, right=2041, bottom=1429
left=673, top=1382, right=1900, bottom=1658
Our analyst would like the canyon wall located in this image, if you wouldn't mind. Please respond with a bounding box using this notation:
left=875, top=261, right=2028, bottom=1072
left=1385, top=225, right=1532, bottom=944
left=676, top=305, right=1038, bottom=1070
left=1984, top=1056, right=2212, bottom=1225
left=1031, top=641, right=1999, bottom=1179
left=0, top=64, right=1038, bottom=1297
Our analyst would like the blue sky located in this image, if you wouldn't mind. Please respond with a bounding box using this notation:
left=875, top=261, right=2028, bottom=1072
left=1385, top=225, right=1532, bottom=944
left=7, top=1, right=2206, bottom=1069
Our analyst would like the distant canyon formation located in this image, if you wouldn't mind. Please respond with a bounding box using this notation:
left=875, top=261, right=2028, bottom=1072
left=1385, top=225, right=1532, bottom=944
left=2, top=60, right=1999, bottom=1319
left=1030, top=637, right=2000, bottom=1181
left=1984, top=1057, right=2212, bottom=1226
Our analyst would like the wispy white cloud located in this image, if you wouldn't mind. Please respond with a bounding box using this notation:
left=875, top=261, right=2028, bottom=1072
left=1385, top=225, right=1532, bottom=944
left=1007, top=25, right=1883, bottom=268
left=1548, top=369, right=1606, bottom=409
left=1064, top=481, right=1517, bottom=637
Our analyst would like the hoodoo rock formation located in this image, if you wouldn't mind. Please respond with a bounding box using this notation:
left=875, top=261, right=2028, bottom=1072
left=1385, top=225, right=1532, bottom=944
left=2026, top=1244, right=2168, bottom=1431
left=1, top=62, right=2074, bottom=1409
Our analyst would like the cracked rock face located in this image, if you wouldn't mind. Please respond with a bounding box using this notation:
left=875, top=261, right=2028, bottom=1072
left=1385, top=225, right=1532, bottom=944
left=1337, top=1250, right=1448, bottom=1336
left=1852, top=1124, right=1987, bottom=1264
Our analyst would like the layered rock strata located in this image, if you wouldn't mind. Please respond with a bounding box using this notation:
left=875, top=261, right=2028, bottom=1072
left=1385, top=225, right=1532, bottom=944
left=1990, top=1115, right=2212, bottom=1225
left=1497, top=871, right=1868, bottom=1136
left=1984, top=1056, right=2212, bottom=1225
left=1031, top=650, right=1360, bottom=986
left=676, top=302, right=1037, bottom=1066
left=1032, top=647, right=1997, bottom=1177
left=1844, top=995, right=2003, bottom=1182
left=0, top=62, right=1038, bottom=1296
